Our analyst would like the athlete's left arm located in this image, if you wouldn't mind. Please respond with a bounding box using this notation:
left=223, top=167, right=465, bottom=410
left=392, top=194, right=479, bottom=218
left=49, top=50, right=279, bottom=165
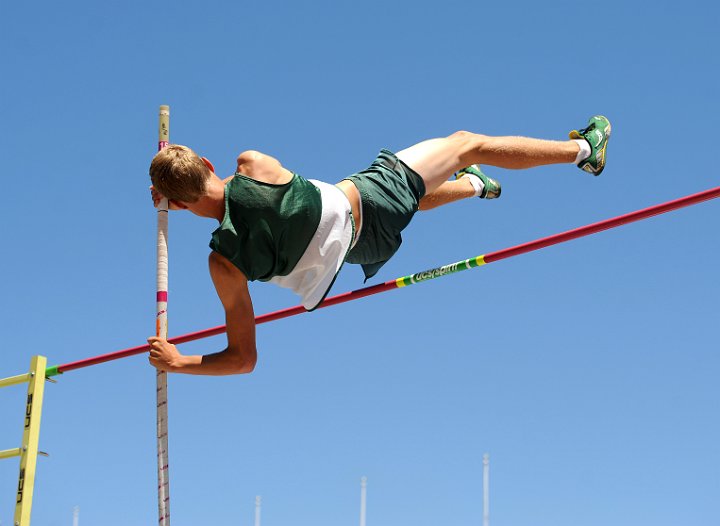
left=147, top=252, right=258, bottom=375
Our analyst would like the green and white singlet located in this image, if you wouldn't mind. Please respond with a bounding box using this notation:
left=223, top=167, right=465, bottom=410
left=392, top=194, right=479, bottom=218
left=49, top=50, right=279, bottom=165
left=209, top=173, right=355, bottom=310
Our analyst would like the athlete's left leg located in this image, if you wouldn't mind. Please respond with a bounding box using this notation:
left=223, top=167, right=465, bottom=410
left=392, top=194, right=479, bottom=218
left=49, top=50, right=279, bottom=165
left=396, top=130, right=579, bottom=194
left=418, top=179, right=475, bottom=210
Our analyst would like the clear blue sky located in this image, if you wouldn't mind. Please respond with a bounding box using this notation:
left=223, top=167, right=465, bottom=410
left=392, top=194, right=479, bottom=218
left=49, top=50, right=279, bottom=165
left=1, top=1, right=718, bottom=525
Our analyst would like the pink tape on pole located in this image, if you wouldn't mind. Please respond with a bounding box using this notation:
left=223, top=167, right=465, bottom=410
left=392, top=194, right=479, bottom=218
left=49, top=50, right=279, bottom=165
left=157, top=291, right=168, bottom=302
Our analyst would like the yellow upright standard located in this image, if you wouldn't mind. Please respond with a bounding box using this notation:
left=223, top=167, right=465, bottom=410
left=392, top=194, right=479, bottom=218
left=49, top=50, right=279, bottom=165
left=0, top=355, right=48, bottom=526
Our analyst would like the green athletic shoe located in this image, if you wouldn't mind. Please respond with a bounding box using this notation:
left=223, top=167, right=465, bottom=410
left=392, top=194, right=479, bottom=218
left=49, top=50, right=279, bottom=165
left=455, top=164, right=501, bottom=199
left=569, top=115, right=612, bottom=176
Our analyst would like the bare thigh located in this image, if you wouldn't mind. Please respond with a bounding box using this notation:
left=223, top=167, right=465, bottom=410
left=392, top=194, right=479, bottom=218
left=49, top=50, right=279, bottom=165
left=395, top=132, right=479, bottom=194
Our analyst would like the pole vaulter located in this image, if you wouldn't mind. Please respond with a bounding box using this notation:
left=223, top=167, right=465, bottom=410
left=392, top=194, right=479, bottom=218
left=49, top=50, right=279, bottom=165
left=46, top=184, right=720, bottom=377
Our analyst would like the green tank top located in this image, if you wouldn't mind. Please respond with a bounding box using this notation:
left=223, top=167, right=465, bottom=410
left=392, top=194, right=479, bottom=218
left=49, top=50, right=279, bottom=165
left=209, top=173, right=322, bottom=281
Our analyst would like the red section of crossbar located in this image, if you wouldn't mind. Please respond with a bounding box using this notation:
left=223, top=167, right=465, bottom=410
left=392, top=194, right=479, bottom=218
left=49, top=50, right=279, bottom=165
left=57, top=281, right=399, bottom=373
left=56, top=186, right=720, bottom=374
left=484, top=186, right=720, bottom=264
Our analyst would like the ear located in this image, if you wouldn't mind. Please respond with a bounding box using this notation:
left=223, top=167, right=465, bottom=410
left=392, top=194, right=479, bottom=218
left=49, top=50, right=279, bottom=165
left=201, top=157, right=216, bottom=173
left=169, top=199, right=189, bottom=210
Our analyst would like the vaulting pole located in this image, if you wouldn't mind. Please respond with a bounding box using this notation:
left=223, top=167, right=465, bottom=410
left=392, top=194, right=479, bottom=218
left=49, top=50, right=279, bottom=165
left=156, top=104, right=171, bottom=525
left=46, top=185, right=720, bottom=376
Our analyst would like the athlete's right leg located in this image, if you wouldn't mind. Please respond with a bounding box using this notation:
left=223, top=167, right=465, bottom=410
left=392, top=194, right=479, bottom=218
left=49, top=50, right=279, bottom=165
left=395, top=130, right=580, bottom=194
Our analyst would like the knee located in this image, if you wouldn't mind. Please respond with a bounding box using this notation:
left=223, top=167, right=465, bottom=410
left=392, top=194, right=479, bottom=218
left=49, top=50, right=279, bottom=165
left=448, top=130, right=487, bottom=145
left=448, top=130, right=488, bottom=156
left=448, top=130, right=474, bottom=140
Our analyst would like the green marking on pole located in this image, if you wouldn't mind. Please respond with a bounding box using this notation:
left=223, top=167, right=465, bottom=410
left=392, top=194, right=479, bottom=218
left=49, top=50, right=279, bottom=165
left=44, top=366, right=61, bottom=378
left=400, top=255, right=487, bottom=287
left=396, top=275, right=413, bottom=287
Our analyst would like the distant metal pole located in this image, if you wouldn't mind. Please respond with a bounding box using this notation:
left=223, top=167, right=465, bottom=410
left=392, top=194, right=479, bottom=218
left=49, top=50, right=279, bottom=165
left=360, top=476, right=367, bottom=526
left=72, top=506, right=79, bottom=526
left=482, top=454, right=489, bottom=526
left=254, top=496, right=261, bottom=526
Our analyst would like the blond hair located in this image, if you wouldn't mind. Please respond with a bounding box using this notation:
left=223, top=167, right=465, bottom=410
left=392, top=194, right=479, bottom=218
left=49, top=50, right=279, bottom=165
left=150, top=144, right=211, bottom=203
